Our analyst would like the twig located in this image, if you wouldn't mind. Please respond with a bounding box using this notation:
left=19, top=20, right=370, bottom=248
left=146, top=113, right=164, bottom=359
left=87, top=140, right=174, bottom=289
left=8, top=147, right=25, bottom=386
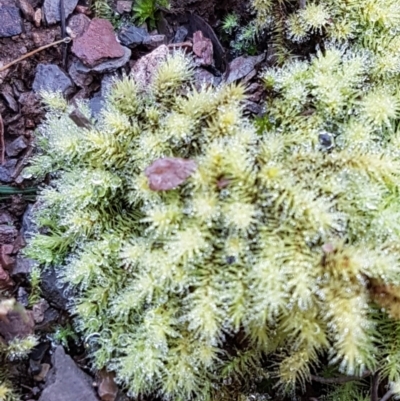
left=0, top=37, right=71, bottom=73
left=60, top=0, right=68, bottom=69
left=310, top=371, right=371, bottom=384
left=380, top=389, right=394, bottom=401
left=167, top=41, right=193, bottom=48
left=371, top=372, right=380, bottom=401
left=0, top=112, right=4, bottom=165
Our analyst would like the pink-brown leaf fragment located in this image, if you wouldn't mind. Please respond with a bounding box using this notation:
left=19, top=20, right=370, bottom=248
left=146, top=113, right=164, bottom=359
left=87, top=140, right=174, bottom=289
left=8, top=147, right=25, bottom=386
left=145, top=157, right=197, bottom=191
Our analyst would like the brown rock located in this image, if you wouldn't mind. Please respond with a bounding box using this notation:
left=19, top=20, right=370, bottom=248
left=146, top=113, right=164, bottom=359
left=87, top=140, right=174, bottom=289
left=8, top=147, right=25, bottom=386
left=66, top=13, right=90, bottom=39
left=145, top=157, right=197, bottom=191
left=97, top=370, right=118, bottom=401
left=16, top=0, right=35, bottom=21
left=130, top=44, right=169, bottom=88
left=0, top=224, right=18, bottom=244
left=0, top=265, right=14, bottom=289
left=192, top=30, right=213, bottom=66
left=32, top=299, right=49, bottom=324
left=32, top=29, right=56, bottom=47
left=34, top=363, right=51, bottom=382
left=72, top=18, right=125, bottom=67
left=75, top=5, right=90, bottom=15
left=0, top=244, right=15, bottom=270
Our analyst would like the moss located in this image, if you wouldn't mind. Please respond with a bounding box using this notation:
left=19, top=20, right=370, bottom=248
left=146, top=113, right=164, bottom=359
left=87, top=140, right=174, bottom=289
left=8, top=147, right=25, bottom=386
left=24, top=1, right=400, bottom=398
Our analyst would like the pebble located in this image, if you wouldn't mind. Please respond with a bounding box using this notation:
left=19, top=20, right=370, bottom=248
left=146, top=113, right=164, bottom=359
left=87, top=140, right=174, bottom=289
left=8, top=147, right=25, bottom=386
left=6, top=136, right=28, bottom=157
left=32, top=64, right=74, bottom=95
left=72, top=18, right=125, bottom=67
left=118, top=23, right=149, bottom=47
left=43, top=0, right=78, bottom=24
left=0, top=5, right=23, bottom=38
left=0, top=159, right=17, bottom=183
left=33, top=7, right=41, bottom=26
left=16, top=0, right=34, bottom=21
left=143, top=34, right=167, bottom=49
left=223, top=53, right=266, bottom=85
left=116, top=0, right=131, bottom=14
left=192, top=30, right=213, bottom=66
left=68, top=61, right=93, bottom=87
left=66, top=13, right=90, bottom=39
left=173, top=25, right=188, bottom=43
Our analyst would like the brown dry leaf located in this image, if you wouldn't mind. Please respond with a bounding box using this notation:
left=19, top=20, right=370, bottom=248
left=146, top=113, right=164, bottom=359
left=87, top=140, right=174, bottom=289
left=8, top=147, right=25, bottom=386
left=145, top=157, right=197, bottom=191
left=0, top=112, right=4, bottom=165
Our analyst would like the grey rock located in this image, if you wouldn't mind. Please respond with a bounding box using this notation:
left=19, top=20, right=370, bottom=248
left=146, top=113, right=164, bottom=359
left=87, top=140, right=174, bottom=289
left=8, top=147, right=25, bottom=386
left=0, top=5, right=23, bottom=38
left=32, top=64, right=74, bottom=95
left=100, top=74, right=116, bottom=97
left=223, top=53, right=266, bottom=85
left=118, top=24, right=149, bottom=47
left=75, top=46, right=131, bottom=74
left=0, top=158, right=17, bottom=183
left=43, top=0, right=78, bottom=24
left=143, top=34, right=167, bottom=49
left=22, top=203, right=38, bottom=240
left=89, top=91, right=104, bottom=118
left=6, top=136, right=28, bottom=157
left=193, top=68, right=216, bottom=90
left=68, top=61, right=93, bottom=88
left=41, top=266, right=74, bottom=310
left=173, top=26, right=188, bottom=43
left=39, top=346, right=99, bottom=401
left=0, top=224, right=18, bottom=244
left=66, top=13, right=90, bottom=39
left=17, top=286, right=29, bottom=307
left=11, top=254, right=35, bottom=277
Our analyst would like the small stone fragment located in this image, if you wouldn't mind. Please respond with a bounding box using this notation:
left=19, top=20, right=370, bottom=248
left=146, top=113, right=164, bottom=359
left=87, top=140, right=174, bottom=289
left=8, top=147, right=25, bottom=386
left=194, top=68, right=215, bottom=90
left=130, top=44, right=169, bottom=88
left=41, top=266, right=74, bottom=310
left=0, top=265, right=14, bottom=289
left=74, top=46, right=131, bottom=74
left=0, top=224, right=18, bottom=244
left=0, top=159, right=17, bottom=183
left=145, top=157, right=197, bottom=191
left=118, top=23, right=149, bottom=47
left=97, top=370, right=118, bottom=401
left=32, top=300, right=49, bottom=324
left=116, top=0, right=131, bottom=14
left=192, top=30, right=213, bottom=66
left=72, top=18, right=125, bottom=67
left=38, top=346, right=99, bottom=401
left=223, top=53, right=266, bottom=85
left=0, top=308, right=34, bottom=341
left=75, top=5, right=90, bottom=14
left=43, top=0, right=78, bottom=24
left=11, top=254, right=35, bottom=277
left=33, top=8, right=41, bottom=27
left=32, top=64, right=74, bottom=95
left=0, top=5, right=23, bottom=38
left=6, top=136, right=28, bottom=157
left=66, top=13, right=90, bottom=39
left=34, top=363, right=51, bottom=382
left=0, top=244, right=15, bottom=270
left=143, top=34, right=167, bottom=49
left=68, top=61, right=93, bottom=87
left=173, top=26, right=188, bottom=43
left=16, top=0, right=35, bottom=21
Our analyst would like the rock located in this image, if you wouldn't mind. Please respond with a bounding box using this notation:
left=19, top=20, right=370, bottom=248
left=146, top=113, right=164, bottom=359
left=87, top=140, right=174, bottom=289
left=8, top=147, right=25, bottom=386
left=72, top=18, right=125, bottom=67
left=6, top=136, right=28, bottom=157
left=0, top=158, right=17, bottom=183
left=0, top=211, right=13, bottom=224
left=41, top=266, right=74, bottom=310
left=32, top=64, right=74, bottom=95
left=0, top=5, right=23, bottom=38
left=75, top=46, right=131, bottom=74
left=130, top=44, right=169, bottom=88
left=0, top=309, right=34, bottom=342
left=143, top=34, right=167, bottom=49
left=193, top=68, right=215, bottom=90
left=116, top=0, right=131, bottom=14
left=0, top=265, right=14, bottom=289
left=75, top=5, right=90, bottom=15
left=34, top=363, right=51, bottom=382
left=22, top=203, right=38, bottom=240
left=43, top=0, right=78, bottom=24
left=66, top=13, right=90, bottom=39
left=32, top=299, right=49, bottom=324
left=192, top=30, right=213, bottom=66
left=1, top=85, right=19, bottom=112
left=68, top=61, right=93, bottom=88
left=17, top=286, right=29, bottom=307
left=97, top=370, right=118, bottom=401
left=89, top=91, right=104, bottom=118
left=0, top=224, right=18, bottom=244
left=223, top=53, right=266, bottom=85
left=118, top=24, right=149, bottom=47
left=0, top=244, right=15, bottom=270
left=38, top=346, right=99, bottom=401
left=33, top=8, right=41, bottom=27
left=16, top=0, right=34, bottom=21
left=11, top=254, right=35, bottom=277
left=32, top=28, right=56, bottom=47
left=173, top=25, right=188, bottom=43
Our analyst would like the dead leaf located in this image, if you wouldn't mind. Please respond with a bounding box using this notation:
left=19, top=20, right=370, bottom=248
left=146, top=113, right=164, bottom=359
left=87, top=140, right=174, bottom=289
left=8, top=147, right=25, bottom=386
left=145, top=157, right=197, bottom=191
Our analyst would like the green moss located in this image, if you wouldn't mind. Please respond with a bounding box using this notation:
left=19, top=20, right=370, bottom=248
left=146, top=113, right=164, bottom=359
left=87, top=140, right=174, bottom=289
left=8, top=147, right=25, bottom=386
left=24, top=1, right=400, bottom=398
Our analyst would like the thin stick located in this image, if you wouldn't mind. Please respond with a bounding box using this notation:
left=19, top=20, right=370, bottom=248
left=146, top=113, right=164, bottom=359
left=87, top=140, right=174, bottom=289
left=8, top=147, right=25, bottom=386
left=310, top=371, right=371, bottom=384
left=380, top=389, right=394, bottom=401
left=0, top=37, right=71, bottom=73
left=371, top=372, right=380, bottom=401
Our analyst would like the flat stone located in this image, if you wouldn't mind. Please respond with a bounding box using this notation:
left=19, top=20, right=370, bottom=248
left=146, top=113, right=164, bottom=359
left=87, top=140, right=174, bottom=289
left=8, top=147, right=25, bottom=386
left=173, top=25, right=188, bottom=43
left=0, top=224, right=18, bottom=244
left=43, top=0, right=78, bottom=24
left=192, top=30, right=213, bottom=66
left=223, top=53, right=266, bottom=85
left=39, top=346, right=99, bottom=401
left=116, top=0, right=131, bottom=14
left=72, top=18, right=125, bottom=67
left=143, top=34, right=167, bottom=49
left=66, top=13, right=90, bottom=39
left=118, top=23, right=149, bottom=47
left=89, top=91, right=104, bottom=118
left=0, top=309, right=34, bottom=342
left=75, top=46, right=131, bottom=74
left=32, top=64, right=74, bottom=95
left=68, top=61, right=93, bottom=88
left=0, top=244, right=15, bottom=270
left=11, top=254, right=35, bottom=277
left=6, top=136, right=28, bottom=157
left=33, top=8, right=41, bottom=27
left=194, top=68, right=215, bottom=90
left=0, top=5, right=23, bottom=38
